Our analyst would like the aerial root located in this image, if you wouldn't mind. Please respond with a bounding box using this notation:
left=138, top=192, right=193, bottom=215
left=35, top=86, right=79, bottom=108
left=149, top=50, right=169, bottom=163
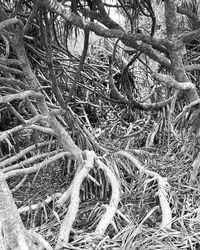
left=115, top=150, right=172, bottom=229
left=55, top=150, right=120, bottom=249
left=94, top=158, right=120, bottom=237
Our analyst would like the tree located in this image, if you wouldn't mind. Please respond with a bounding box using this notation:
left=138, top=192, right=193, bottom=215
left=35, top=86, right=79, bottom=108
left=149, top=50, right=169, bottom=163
left=0, top=0, right=200, bottom=249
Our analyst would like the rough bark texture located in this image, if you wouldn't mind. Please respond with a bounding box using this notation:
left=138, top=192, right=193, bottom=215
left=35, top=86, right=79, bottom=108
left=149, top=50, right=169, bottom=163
left=165, top=0, right=199, bottom=103
left=0, top=171, right=36, bottom=250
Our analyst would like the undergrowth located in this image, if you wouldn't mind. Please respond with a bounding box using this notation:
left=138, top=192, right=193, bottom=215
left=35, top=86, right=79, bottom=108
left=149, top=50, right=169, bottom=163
left=10, top=141, right=200, bottom=250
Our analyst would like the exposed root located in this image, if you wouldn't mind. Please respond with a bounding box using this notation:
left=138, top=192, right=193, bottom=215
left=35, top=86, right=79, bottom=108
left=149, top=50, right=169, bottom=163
left=55, top=150, right=96, bottom=249
left=115, top=150, right=172, bottom=229
left=95, top=158, right=120, bottom=238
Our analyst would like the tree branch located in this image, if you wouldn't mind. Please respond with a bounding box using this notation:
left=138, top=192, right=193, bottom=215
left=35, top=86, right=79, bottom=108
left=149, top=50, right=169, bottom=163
left=152, top=72, right=195, bottom=90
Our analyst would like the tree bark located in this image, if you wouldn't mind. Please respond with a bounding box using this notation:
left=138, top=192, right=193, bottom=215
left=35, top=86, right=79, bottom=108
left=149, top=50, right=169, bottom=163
left=0, top=171, right=37, bottom=250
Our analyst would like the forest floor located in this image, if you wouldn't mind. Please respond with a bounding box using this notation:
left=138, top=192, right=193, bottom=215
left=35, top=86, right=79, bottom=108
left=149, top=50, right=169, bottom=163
left=10, top=141, right=200, bottom=250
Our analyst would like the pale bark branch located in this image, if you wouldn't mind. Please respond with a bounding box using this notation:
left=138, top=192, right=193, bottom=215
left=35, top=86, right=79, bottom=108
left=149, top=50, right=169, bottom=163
left=152, top=73, right=195, bottom=90
left=115, top=151, right=172, bottom=229
left=0, top=90, right=44, bottom=104
left=0, top=171, right=37, bottom=249
left=55, top=150, right=95, bottom=250
left=95, top=158, right=120, bottom=238
left=11, top=174, right=28, bottom=192
left=0, top=141, right=55, bottom=169
left=3, top=151, right=60, bottom=173
left=4, top=151, right=70, bottom=179
left=48, top=112, right=83, bottom=161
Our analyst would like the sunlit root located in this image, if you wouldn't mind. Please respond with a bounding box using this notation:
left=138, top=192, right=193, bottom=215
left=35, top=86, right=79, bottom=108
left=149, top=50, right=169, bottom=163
left=3, top=151, right=60, bottom=173
left=4, top=151, right=70, bottom=179
left=55, top=150, right=96, bottom=250
left=152, top=73, right=195, bottom=90
left=0, top=141, right=56, bottom=169
left=56, top=152, right=120, bottom=249
left=156, top=176, right=171, bottom=228
left=56, top=185, right=72, bottom=207
left=115, top=150, right=172, bottom=229
left=94, top=158, right=120, bottom=238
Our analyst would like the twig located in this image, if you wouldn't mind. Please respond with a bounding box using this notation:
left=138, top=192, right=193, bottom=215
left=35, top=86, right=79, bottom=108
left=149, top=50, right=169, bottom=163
left=18, top=193, right=61, bottom=214
left=11, top=174, right=28, bottom=192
